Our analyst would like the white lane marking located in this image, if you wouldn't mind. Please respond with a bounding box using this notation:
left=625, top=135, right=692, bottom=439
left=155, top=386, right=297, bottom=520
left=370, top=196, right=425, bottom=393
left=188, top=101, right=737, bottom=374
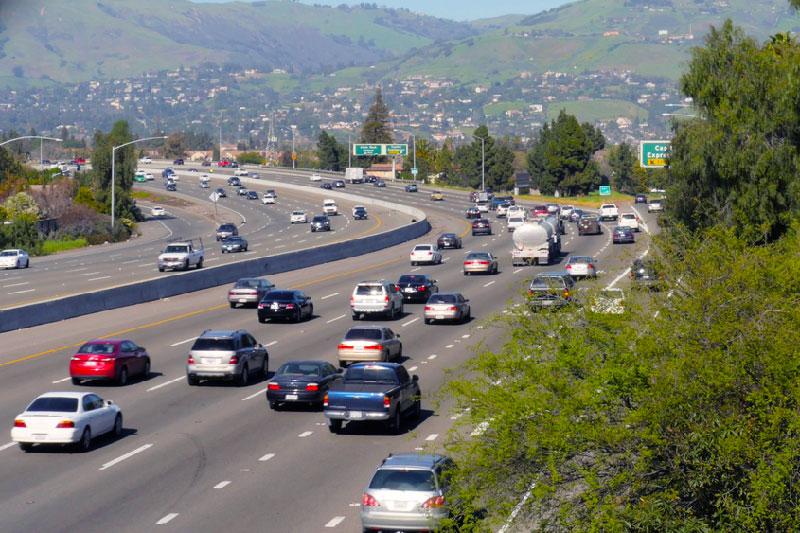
left=2, top=276, right=22, bottom=281
left=298, top=431, right=313, bottom=437
left=205, top=257, right=221, bottom=262
left=321, top=292, right=339, bottom=300
left=156, top=513, right=179, bottom=525
left=52, top=377, right=71, bottom=384
left=146, top=376, right=184, bottom=392
left=265, top=340, right=277, bottom=347
left=445, top=344, right=454, bottom=348
left=88, top=276, right=112, bottom=281
left=9, top=289, right=34, bottom=294
left=443, top=257, right=450, bottom=262
left=0, top=442, right=15, bottom=452
left=82, top=272, right=101, bottom=276
left=425, top=434, right=438, bottom=441
left=121, top=259, right=141, bottom=264
left=326, top=314, right=346, bottom=324
left=410, top=267, right=421, bottom=272
left=297, top=239, right=307, bottom=243
left=462, top=334, right=471, bottom=338
left=428, top=354, right=437, bottom=360
left=242, top=387, right=269, bottom=401
left=214, top=481, right=231, bottom=489
left=408, top=366, right=418, bottom=371
left=99, top=444, right=153, bottom=471
left=483, top=280, right=495, bottom=288
left=65, top=267, right=88, bottom=273
left=325, top=517, right=346, bottom=528
left=259, top=453, right=275, bottom=462
left=471, top=421, right=491, bottom=436
left=3, top=282, right=29, bottom=288
left=402, top=317, right=419, bottom=327
left=513, top=268, right=523, bottom=274
left=498, top=484, right=536, bottom=533
left=170, top=337, right=196, bottom=347
left=275, top=245, right=285, bottom=249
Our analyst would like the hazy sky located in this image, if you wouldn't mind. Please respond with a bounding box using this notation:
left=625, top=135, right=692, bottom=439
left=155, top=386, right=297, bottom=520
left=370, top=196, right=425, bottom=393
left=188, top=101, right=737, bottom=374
left=188, top=1, right=571, bottom=21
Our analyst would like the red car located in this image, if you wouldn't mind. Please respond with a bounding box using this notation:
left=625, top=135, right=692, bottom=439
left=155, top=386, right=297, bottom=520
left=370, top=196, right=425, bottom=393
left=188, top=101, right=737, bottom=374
left=69, top=339, right=151, bottom=386
left=533, top=205, right=549, bottom=217
left=75, top=157, right=86, bottom=163
left=218, top=160, right=231, bottom=167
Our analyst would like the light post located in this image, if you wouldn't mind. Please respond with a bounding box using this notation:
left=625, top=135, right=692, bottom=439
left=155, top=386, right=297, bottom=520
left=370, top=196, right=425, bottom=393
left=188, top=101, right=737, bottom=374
left=470, top=134, right=486, bottom=191
left=0, top=136, right=63, bottom=172
left=348, top=132, right=352, bottom=168
left=394, top=128, right=416, bottom=178
left=111, top=136, right=167, bottom=228
left=291, top=125, right=296, bottom=169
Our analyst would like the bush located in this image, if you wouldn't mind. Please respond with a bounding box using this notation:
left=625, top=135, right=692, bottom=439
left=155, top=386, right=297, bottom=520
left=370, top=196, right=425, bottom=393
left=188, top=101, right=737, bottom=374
left=41, top=238, right=88, bottom=255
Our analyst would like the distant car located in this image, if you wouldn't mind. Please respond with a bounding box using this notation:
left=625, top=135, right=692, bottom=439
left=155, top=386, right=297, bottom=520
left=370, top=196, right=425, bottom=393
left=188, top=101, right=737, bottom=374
left=507, top=216, right=525, bottom=232
left=395, top=274, right=438, bottom=302
left=249, top=172, right=260, bottom=179
left=310, top=174, right=322, bottom=182
left=246, top=190, right=259, bottom=200
left=612, top=226, right=635, bottom=244
left=496, top=203, right=510, bottom=217
left=151, top=206, right=166, bottom=218
left=436, top=233, right=462, bottom=249
left=404, top=184, right=418, bottom=192
left=320, top=182, right=333, bottom=190
left=215, top=187, right=227, bottom=198
left=430, top=191, right=443, bottom=201
left=635, top=194, right=648, bottom=204
left=188, top=168, right=198, bottom=172
left=0, top=249, right=30, bottom=269
left=173, top=158, right=184, bottom=165
left=265, top=189, right=277, bottom=198
left=490, top=197, right=505, bottom=211
left=218, top=160, right=231, bottom=167
left=471, top=218, right=492, bottom=236
left=374, top=180, right=386, bottom=187
left=528, top=272, right=577, bottom=309
left=424, top=292, right=470, bottom=324
left=618, top=213, right=640, bottom=232
left=237, top=185, right=248, bottom=196
left=11, top=392, right=123, bottom=452
left=257, top=290, right=314, bottom=323
left=565, top=256, right=597, bottom=279
left=476, top=201, right=489, bottom=213
left=145, top=172, right=154, bottom=181
left=577, top=214, right=601, bottom=236
left=463, top=251, right=498, bottom=275
left=262, top=192, right=276, bottom=204
left=410, top=244, right=442, bottom=265
left=337, top=326, right=402, bottom=366
left=465, top=206, right=481, bottom=219
left=230, top=162, right=239, bottom=168
left=267, top=361, right=342, bottom=410
left=546, top=203, right=560, bottom=216
left=630, top=258, right=664, bottom=290
left=361, top=453, right=454, bottom=532
left=227, top=176, right=241, bottom=186
left=533, top=205, right=549, bottom=217
left=69, top=339, right=151, bottom=386
left=201, top=160, right=211, bottom=166
left=366, top=175, right=378, bottom=183
left=140, top=157, right=152, bottom=164
left=228, top=278, right=275, bottom=308
left=648, top=199, right=664, bottom=212
left=187, top=329, right=268, bottom=386
left=221, top=235, right=248, bottom=253
left=311, top=215, right=331, bottom=232
left=333, top=180, right=346, bottom=188
left=200, top=181, right=210, bottom=188
left=353, top=206, right=368, bottom=220
left=290, top=210, right=308, bottom=224
left=234, top=168, right=249, bottom=177
left=569, top=209, right=583, bottom=222
left=165, top=182, right=177, bottom=191
left=559, top=205, right=574, bottom=219
left=216, top=223, right=238, bottom=241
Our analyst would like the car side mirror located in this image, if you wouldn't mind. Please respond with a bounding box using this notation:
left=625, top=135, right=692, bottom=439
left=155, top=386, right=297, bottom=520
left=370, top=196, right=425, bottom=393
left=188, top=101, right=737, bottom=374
left=105, top=400, right=114, bottom=406
left=337, top=368, right=344, bottom=374
left=464, top=299, right=470, bottom=303
left=412, top=375, right=419, bottom=382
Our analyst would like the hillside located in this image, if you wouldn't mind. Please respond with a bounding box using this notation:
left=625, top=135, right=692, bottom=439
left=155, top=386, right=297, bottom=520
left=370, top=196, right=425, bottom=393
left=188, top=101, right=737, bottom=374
left=0, top=0, right=479, bottom=86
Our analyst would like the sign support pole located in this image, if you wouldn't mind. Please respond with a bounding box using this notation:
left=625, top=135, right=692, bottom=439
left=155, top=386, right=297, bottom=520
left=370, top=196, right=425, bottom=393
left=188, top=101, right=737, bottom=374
left=392, top=157, right=396, bottom=182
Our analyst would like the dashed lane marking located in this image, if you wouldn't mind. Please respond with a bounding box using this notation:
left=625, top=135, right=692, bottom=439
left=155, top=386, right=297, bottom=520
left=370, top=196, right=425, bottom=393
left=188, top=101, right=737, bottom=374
left=321, top=292, right=339, bottom=300
left=214, top=481, right=231, bottom=489
left=156, top=513, right=179, bottom=525
left=242, top=387, right=269, bottom=401
left=146, top=376, right=184, bottom=392
left=402, top=317, right=419, bottom=327
left=99, top=444, right=153, bottom=471
left=326, top=314, right=346, bottom=324
left=298, top=431, right=313, bottom=438
left=170, top=337, right=196, bottom=347
left=325, top=517, right=346, bottom=528
left=259, top=453, right=275, bottom=462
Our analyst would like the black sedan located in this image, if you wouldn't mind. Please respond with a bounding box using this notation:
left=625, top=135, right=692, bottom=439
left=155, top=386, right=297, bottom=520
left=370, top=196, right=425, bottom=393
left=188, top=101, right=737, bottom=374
left=320, top=182, right=333, bottom=190
left=437, top=233, right=462, bottom=249
left=333, top=180, right=346, bottom=188
left=246, top=190, right=259, bottom=200
left=612, top=226, right=635, bottom=244
left=366, top=175, right=378, bottom=183
left=635, top=194, right=648, bottom=204
left=267, top=360, right=342, bottom=410
left=258, top=290, right=314, bottom=323
left=395, top=274, right=439, bottom=302
left=311, top=215, right=331, bottom=232
left=465, top=206, right=481, bottom=219
left=166, top=182, right=177, bottom=191
left=405, top=184, right=418, bottom=192
left=215, top=187, right=227, bottom=198
left=221, top=235, right=248, bottom=253
left=353, top=207, right=368, bottom=220
left=374, top=180, right=386, bottom=187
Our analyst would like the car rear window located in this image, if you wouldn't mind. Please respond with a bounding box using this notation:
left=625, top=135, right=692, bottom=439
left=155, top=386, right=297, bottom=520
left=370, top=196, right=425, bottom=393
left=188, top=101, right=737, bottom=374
left=277, top=364, right=320, bottom=377
left=569, top=257, right=591, bottom=264
left=531, top=277, right=567, bottom=288
left=344, top=365, right=398, bottom=383
left=428, top=294, right=456, bottom=304
left=356, top=285, right=385, bottom=295
left=344, top=328, right=383, bottom=341
left=77, top=343, right=117, bottom=354
left=191, top=338, right=235, bottom=350
left=369, top=469, right=435, bottom=491
left=264, top=291, right=296, bottom=301
left=27, top=397, right=79, bottom=412
left=466, top=253, right=490, bottom=260
left=414, top=245, right=432, bottom=251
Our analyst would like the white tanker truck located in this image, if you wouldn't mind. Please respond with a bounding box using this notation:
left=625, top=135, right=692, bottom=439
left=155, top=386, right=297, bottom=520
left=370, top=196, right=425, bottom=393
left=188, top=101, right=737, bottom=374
left=511, top=215, right=562, bottom=266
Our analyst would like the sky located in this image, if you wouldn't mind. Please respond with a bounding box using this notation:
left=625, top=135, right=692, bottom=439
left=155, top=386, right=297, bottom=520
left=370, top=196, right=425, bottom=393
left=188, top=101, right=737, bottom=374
left=188, top=0, right=572, bottom=21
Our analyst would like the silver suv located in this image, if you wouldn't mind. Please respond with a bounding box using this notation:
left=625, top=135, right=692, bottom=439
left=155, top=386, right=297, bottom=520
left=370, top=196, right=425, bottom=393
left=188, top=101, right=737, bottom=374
left=361, top=453, right=454, bottom=532
left=186, top=330, right=268, bottom=386
left=351, top=280, right=404, bottom=320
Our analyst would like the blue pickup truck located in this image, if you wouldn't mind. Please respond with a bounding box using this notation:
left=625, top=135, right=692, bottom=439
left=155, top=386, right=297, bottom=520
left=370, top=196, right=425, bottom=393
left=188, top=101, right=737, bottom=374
left=324, top=363, right=421, bottom=434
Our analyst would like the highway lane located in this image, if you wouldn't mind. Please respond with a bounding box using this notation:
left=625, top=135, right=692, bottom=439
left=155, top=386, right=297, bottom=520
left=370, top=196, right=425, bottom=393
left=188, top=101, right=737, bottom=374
left=0, top=199, right=657, bottom=531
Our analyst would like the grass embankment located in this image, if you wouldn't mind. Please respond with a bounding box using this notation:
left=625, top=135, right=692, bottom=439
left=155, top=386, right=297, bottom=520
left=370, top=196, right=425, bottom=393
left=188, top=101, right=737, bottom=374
left=41, top=238, right=89, bottom=255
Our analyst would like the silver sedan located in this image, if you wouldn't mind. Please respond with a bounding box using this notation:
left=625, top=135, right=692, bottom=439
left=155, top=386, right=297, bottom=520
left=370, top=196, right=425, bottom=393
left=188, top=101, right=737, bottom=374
left=463, top=252, right=498, bottom=275
left=565, top=256, right=597, bottom=279
left=337, top=326, right=402, bottom=366
left=424, top=292, right=471, bottom=324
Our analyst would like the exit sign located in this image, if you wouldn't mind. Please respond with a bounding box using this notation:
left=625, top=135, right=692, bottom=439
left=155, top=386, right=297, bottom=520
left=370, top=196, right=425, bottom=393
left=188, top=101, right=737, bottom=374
left=353, top=143, right=408, bottom=156
left=639, top=140, right=671, bottom=168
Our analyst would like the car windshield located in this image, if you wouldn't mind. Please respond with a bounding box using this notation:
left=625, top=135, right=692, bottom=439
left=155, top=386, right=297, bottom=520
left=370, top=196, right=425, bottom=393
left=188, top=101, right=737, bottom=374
left=224, top=237, right=243, bottom=243
left=581, top=215, right=597, bottom=221
left=534, top=205, right=547, bottom=211
left=344, top=365, right=397, bottom=383
left=369, top=469, right=435, bottom=491
left=509, top=217, right=523, bottom=223
left=344, top=328, right=383, bottom=341
left=264, top=291, right=297, bottom=302
left=398, top=275, right=426, bottom=283
left=428, top=294, right=456, bottom=304
left=277, top=363, right=320, bottom=377
left=621, top=214, right=636, bottom=219
left=164, top=245, right=189, bottom=253
left=467, top=253, right=489, bottom=260
left=27, top=397, right=79, bottom=413
left=191, top=338, right=235, bottom=350
left=77, top=343, right=117, bottom=354
left=440, top=234, right=456, bottom=239
left=313, top=217, right=327, bottom=222
left=219, top=225, right=235, bottom=231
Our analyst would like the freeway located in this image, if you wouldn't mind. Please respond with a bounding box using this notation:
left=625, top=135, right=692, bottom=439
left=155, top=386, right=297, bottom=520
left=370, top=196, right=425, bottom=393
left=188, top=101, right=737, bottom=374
left=0, top=173, right=660, bottom=532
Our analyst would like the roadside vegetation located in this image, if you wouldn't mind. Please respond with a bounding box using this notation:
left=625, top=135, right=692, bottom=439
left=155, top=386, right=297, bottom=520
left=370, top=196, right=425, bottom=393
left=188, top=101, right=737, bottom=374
left=438, top=8, right=800, bottom=531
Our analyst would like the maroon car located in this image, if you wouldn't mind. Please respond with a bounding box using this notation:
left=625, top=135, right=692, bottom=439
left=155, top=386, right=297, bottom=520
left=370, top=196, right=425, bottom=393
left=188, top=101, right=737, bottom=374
left=69, top=339, right=151, bottom=386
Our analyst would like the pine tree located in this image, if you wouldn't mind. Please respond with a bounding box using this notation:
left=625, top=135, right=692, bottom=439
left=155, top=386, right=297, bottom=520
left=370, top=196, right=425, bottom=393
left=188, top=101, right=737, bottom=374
left=359, top=87, right=393, bottom=165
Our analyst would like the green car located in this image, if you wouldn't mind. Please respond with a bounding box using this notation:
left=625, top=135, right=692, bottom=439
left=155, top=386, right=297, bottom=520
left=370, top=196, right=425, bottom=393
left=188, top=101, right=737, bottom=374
left=134, top=175, right=147, bottom=182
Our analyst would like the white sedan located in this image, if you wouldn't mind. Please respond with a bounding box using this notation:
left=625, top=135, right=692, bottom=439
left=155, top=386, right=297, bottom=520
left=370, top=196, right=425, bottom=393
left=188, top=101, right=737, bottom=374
left=410, top=244, right=442, bottom=266
left=11, top=392, right=123, bottom=452
left=310, top=174, right=322, bottom=182
left=565, top=255, right=597, bottom=279
left=0, top=249, right=30, bottom=269
left=618, top=212, right=640, bottom=232
left=290, top=210, right=308, bottom=224
left=151, top=206, right=166, bottom=218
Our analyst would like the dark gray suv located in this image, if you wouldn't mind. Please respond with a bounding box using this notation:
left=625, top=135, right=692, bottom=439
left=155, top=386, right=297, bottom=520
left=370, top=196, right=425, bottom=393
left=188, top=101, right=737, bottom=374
left=311, top=215, right=331, bottom=232
left=528, top=272, right=577, bottom=309
left=216, top=223, right=238, bottom=241
left=187, top=330, right=269, bottom=386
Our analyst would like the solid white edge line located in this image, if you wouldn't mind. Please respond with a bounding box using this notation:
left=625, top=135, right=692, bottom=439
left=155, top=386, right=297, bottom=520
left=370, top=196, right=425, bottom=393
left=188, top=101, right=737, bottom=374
left=402, top=317, right=419, bottom=327
left=51, top=377, right=71, bottom=383
left=156, top=513, right=179, bottom=525
left=498, top=483, right=536, bottom=533
left=324, top=516, right=346, bottom=528
left=99, top=444, right=153, bottom=471
left=170, top=337, right=196, bottom=347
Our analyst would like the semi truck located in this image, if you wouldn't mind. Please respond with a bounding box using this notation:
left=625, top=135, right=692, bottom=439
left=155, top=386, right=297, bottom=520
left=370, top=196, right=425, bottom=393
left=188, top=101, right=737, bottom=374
left=511, top=216, right=562, bottom=266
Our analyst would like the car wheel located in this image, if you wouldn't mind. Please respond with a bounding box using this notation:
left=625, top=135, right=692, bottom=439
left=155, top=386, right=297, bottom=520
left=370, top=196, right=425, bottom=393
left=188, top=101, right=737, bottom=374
left=294, top=310, right=301, bottom=323
left=19, top=442, right=33, bottom=452
left=77, top=427, right=91, bottom=452
left=261, top=357, right=269, bottom=377
left=307, top=304, right=314, bottom=319
left=158, top=267, right=165, bottom=272
left=390, top=409, right=403, bottom=434
left=238, top=365, right=249, bottom=387
left=197, top=257, right=203, bottom=268
left=352, top=313, right=359, bottom=321
left=464, top=308, right=471, bottom=323
left=414, top=398, right=422, bottom=420
left=113, top=414, right=123, bottom=438
left=143, top=359, right=151, bottom=379
left=424, top=318, right=431, bottom=325
left=230, top=302, right=237, bottom=308
left=183, top=260, right=189, bottom=271
left=328, top=419, right=342, bottom=434
left=117, top=367, right=128, bottom=386
left=187, top=375, right=199, bottom=386
left=258, top=316, right=267, bottom=324
left=269, top=400, right=279, bottom=410
left=71, top=377, right=81, bottom=385
left=383, top=350, right=390, bottom=362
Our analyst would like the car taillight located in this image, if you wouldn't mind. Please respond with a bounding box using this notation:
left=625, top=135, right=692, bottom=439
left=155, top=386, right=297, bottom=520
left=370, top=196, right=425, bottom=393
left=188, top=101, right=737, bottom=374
left=229, top=355, right=238, bottom=364
left=418, top=286, right=426, bottom=292
left=258, top=303, right=265, bottom=309
left=422, top=496, right=445, bottom=508
left=589, top=264, right=594, bottom=269
left=427, top=252, right=432, bottom=255
left=365, top=345, right=383, bottom=350
left=306, top=383, right=319, bottom=391
left=286, top=303, right=294, bottom=309
left=338, top=344, right=353, bottom=350
left=188, top=355, right=195, bottom=364
left=630, top=273, right=634, bottom=279
left=350, top=296, right=354, bottom=303
left=479, top=261, right=489, bottom=265
left=56, top=420, right=75, bottom=428
left=14, top=419, right=25, bottom=428
left=228, top=291, right=235, bottom=296
left=566, top=264, right=571, bottom=269
left=385, top=296, right=389, bottom=302
left=268, top=382, right=279, bottom=390
left=528, top=290, right=533, bottom=296
left=425, top=306, right=433, bottom=311
left=100, top=357, right=114, bottom=362
left=448, top=306, right=457, bottom=311
left=363, top=493, right=379, bottom=507
left=383, top=396, right=391, bottom=408
left=564, top=290, right=570, bottom=298
left=323, top=394, right=328, bottom=407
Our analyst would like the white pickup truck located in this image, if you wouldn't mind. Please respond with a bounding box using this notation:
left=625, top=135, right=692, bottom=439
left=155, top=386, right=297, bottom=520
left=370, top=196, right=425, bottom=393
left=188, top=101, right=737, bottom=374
left=599, top=204, right=619, bottom=222
left=158, top=238, right=204, bottom=271
left=323, top=199, right=338, bottom=216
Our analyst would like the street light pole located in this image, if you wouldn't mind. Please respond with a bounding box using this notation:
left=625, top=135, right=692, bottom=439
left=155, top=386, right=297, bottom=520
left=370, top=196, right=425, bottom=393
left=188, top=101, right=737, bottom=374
left=471, top=134, right=486, bottom=191
left=111, top=136, right=167, bottom=228
left=291, top=126, right=296, bottom=169
left=0, top=136, right=63, bottom=173
left=348, top=132, right=352, bottom=168
left=394, top=129, right=416, bottom=180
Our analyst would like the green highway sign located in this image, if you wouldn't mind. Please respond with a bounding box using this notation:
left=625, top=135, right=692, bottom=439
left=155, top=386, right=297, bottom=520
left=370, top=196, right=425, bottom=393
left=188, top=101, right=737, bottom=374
left=640, top=140, right=671, bottom=168
left=353, top=144, right=383, bottom=156
left=385, top=144, right=408, bottom=156
left=599, top=186, right=611, bottom=196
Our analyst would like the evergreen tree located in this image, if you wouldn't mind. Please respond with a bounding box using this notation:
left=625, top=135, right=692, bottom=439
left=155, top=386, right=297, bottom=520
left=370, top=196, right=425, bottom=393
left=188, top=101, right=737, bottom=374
left=359, top=87, right=393, bottom=166
left=607, top=142, right=636, bottom=194
left=317, top=130, right=347, bottom=171
left=91, top=121, right=142, bottom=224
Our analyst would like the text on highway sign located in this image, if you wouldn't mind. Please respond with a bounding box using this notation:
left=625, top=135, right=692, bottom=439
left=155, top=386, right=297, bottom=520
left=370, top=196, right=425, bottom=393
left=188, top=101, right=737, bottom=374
left=639, top=140, right=671, bottom=168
